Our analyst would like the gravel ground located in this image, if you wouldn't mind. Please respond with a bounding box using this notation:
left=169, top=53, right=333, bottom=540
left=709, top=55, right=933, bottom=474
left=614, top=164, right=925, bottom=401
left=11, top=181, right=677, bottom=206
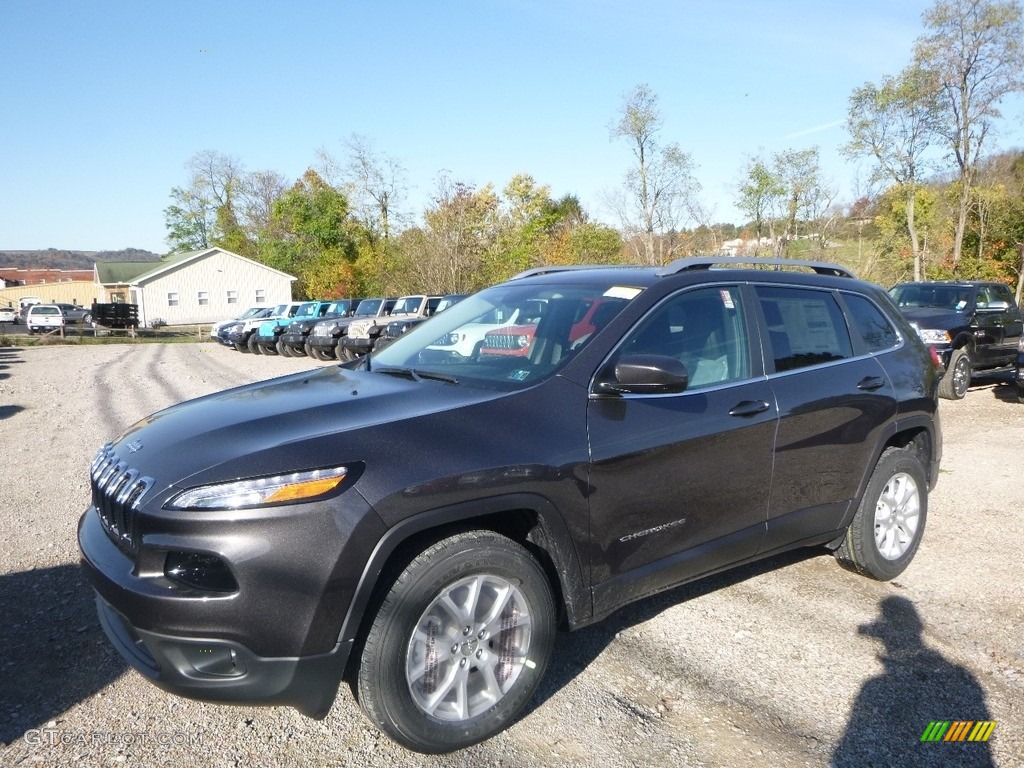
left=1, top=342, right=1022, bottom=768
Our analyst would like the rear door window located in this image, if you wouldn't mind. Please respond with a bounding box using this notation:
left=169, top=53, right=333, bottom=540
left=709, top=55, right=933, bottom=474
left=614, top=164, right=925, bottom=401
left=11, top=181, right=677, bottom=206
left=756, top=286, right=853, bottom=373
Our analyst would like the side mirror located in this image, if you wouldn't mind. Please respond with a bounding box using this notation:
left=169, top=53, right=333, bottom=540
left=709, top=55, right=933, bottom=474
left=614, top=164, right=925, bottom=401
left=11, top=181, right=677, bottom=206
left=979, top=300, right=1010, bottom=311
left=595, top=354, right=689, bottom=395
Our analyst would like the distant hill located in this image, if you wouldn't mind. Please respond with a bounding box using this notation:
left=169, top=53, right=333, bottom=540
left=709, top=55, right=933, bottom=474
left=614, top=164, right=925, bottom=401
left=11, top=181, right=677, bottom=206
left=0, top=248, right=163, bottom=270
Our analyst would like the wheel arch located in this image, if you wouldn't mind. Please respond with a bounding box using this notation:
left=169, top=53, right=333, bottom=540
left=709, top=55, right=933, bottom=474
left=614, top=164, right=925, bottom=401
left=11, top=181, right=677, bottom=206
left=836, top=422, right=936, bottom=538
left=950, top=332, right=976, bottom=359
left=337, top=493, right=589, bottom=676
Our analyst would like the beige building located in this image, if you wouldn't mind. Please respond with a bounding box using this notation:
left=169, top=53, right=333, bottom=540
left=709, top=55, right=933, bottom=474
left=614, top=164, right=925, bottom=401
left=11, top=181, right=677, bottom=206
left=94, top=248, right=296, bottom=327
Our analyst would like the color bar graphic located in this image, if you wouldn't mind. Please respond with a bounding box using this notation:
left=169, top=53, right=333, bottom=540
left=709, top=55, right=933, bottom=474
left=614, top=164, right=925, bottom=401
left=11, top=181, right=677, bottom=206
left=920, top=721, right=996, bottom=743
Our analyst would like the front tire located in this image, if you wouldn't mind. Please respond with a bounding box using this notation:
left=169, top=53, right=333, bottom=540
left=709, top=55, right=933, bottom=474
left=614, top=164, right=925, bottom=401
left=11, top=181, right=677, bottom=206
left=939, top=348, right=970, bottom=400
left=356, top=531, right=555, bottom=754
left=835, top=446, right=927, bottom=580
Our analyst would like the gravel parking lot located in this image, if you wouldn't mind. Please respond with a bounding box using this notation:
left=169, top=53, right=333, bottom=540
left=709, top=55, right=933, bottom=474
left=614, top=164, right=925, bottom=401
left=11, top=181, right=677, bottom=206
left=1, top=343, right=1022, bottom=767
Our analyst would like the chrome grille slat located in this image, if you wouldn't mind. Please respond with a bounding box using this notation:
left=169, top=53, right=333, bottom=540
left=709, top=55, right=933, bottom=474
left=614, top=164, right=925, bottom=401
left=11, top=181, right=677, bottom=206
left=88, top=446, right=153, bottom=556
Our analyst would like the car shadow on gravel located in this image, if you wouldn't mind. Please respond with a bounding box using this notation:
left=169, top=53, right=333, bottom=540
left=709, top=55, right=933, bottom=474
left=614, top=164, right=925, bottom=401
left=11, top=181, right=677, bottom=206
left=0, top=563, right=126, bottom=746
left=831, top=595, right=995, bottom=768
left=530, top=547, right=820, bottom=713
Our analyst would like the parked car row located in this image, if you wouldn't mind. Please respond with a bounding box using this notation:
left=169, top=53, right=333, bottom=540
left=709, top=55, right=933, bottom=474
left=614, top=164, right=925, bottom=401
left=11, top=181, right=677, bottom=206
left=212, top=295, right=465, bottom=361
left=1, top=302, right=93, bottom=327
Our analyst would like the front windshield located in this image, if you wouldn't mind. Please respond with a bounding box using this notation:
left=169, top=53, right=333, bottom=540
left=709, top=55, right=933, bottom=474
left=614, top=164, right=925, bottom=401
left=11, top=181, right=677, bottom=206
left=390, top=297, right=423, bottom=314
left=369, top=281, right=643, bottom=389
left=355, top=299, right=383, bottom=316
left=295, top=302, right=318, bottom=318
left=890, top=284, right=973, bottom=311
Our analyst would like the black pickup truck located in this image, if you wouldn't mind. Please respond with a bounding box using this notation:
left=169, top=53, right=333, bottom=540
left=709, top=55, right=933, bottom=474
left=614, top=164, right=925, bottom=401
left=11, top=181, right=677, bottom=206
left=889, top=281, right=1024, bottom=399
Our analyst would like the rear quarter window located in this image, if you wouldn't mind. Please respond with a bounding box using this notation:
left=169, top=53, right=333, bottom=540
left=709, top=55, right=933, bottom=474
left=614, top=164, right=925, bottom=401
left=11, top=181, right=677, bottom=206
left=842, top=294, right=900, bottom=353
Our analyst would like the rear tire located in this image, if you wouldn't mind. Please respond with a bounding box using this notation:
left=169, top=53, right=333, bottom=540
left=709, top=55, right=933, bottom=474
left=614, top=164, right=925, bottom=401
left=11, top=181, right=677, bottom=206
left=835, top=446, right=927, bottom=580
left=938, top=348, right=970, bottom=400
left=355, top=531, right=555, bottom=754
left=234, top=341, right=249, bottom=353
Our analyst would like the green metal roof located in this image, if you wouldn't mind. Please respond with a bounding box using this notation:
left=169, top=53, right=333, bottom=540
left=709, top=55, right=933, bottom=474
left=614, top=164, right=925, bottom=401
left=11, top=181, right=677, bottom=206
left=95, top=250, right=201, bottom=285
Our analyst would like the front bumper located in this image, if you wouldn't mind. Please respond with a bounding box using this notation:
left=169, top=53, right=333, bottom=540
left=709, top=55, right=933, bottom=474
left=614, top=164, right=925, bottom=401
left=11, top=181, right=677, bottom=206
left=95, top=592, right=347, bottom=717
left=308, top=334, right=341, bottom=350
left=77, top=486, right=387, bottom=716
left=255, top=333, right=281, bottom=348
left=341, top=337, right=374, bottom=356
left=932, top=346, right=954, bottom=369
left=280, top=332, right=309, bottom=348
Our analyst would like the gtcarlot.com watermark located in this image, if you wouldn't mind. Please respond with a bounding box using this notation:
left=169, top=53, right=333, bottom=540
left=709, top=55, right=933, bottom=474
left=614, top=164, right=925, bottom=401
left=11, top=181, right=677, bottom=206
left=25, top=728, right=202, bottom=747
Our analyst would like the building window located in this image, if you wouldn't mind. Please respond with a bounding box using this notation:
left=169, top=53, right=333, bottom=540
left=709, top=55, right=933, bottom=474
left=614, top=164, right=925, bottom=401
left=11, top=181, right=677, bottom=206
left=227, top=290, right=238, bottom=304
left=198, top=291, right=209, bottom=306
left=255, top=289, right=266, bottom=304
left=167, top=292, right=179, bottom=307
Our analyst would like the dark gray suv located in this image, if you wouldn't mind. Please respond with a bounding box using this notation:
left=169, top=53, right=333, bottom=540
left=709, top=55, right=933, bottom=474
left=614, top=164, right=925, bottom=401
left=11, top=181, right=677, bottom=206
left=78, top=257, right=942, bottom=753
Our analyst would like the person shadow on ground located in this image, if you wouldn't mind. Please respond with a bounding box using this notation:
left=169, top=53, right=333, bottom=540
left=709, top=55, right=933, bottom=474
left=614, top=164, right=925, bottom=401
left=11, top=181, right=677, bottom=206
left=831, top=595, right=996, bottom=768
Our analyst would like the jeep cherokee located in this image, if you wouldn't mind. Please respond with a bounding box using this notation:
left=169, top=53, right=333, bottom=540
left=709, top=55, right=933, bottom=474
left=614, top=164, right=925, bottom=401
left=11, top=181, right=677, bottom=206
left=78, top=257, right=942, bottom=754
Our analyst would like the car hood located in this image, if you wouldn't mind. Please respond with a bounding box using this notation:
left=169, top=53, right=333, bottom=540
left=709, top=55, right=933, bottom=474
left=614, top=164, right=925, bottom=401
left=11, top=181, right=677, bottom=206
left=899, top=307, right=967, bottom=330
left=110, top=366, right=503, bottom=492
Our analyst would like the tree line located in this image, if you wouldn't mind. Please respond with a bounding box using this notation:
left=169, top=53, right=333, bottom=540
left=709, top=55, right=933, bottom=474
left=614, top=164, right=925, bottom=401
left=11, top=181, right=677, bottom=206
left=164, top=0, right=1024, bottom=300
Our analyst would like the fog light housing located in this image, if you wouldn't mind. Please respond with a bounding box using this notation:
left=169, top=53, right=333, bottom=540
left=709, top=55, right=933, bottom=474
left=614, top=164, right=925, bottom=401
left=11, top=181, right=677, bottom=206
left=165, top=552, right=238, bottom=592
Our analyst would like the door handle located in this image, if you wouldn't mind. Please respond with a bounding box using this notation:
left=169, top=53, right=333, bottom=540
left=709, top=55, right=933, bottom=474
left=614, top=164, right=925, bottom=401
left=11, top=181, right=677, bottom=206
left=857, top=376, right=886, bottom=391
left=729, top=400, right=771, bottom=417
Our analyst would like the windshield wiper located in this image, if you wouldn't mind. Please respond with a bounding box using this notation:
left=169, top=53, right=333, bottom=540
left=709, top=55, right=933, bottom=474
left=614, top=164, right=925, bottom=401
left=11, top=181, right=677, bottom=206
left=374, top=366, right=459, bottom=385
left=412, top=368, right=459, bottom=384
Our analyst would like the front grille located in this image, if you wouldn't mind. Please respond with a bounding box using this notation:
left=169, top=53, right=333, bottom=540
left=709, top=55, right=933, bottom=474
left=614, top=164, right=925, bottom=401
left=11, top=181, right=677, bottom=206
left=485, top=333, right=519, bottom=349
left=90, top=443, right=153, bottom=555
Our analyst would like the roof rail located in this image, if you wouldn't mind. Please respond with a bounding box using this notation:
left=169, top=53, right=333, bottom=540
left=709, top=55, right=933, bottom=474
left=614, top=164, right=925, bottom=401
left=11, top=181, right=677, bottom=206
left=508, top=265, right=625, bottom=280
left=657, top=256, right=856, bottom=279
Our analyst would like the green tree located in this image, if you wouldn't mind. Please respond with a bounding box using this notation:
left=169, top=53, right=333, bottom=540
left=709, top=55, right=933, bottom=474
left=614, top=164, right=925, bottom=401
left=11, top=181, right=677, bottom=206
left=164, top=151, right=248, bottom=254
left=736, top=155, right=786, bottom=253
left=913, top=0, right=1024, bottom=270
left=164, top=184, right=212, bottom=252
left=262, top=169, right=361, bottom=298
left=844, top=65, right=943, bottom=280
left=609, top=84, right=701, bottom=264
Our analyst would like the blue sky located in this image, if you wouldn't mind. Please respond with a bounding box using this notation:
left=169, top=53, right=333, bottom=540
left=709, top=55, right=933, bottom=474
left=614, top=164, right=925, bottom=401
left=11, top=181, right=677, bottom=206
left=2, top=0, right=1022, bottom=254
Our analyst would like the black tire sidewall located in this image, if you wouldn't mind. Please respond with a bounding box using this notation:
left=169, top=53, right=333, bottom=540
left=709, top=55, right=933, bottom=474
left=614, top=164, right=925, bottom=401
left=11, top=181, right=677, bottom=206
left=854, top=449, right=928, bottom=580
left=359, top=533, right=555, bottom=753
left=940, top=349, right=970, bottom=400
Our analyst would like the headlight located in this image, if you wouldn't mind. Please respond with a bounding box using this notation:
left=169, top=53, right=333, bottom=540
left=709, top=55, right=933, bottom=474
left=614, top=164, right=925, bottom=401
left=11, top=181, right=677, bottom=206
left=516, top=334, right=531, bottom=348
left=165, top=467, right=348, bottom=510
left=916, top=328, right=951, bottom=345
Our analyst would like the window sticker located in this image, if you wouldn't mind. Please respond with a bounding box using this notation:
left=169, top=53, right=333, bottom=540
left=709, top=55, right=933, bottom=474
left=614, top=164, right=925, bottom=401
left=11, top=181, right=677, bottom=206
left=956, top=300, right=967, bottom=310
left=604, top=286, right=643, bottom=300
left=508, top=369, right=532, bottom=381
left=720, top=289, right=735, bottom=309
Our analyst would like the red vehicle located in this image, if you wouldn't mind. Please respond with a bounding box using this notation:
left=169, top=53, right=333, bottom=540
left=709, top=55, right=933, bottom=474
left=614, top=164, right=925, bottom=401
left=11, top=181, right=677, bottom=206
left=481, top=297, right=621, bottom=357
